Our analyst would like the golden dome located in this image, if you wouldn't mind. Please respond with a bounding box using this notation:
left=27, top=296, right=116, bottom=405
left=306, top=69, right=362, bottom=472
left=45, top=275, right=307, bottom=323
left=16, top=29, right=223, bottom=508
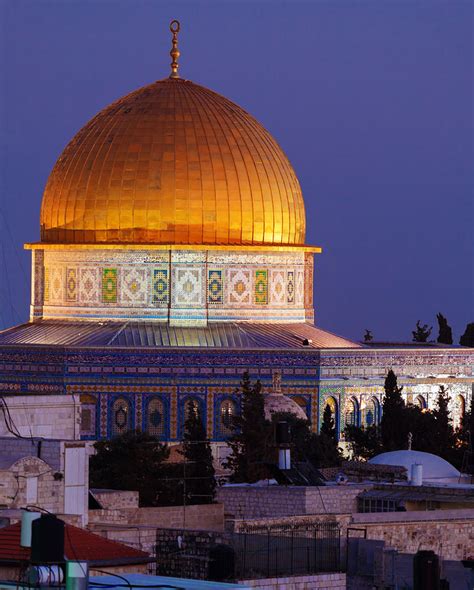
left=40, top=77, right=306, bottom=246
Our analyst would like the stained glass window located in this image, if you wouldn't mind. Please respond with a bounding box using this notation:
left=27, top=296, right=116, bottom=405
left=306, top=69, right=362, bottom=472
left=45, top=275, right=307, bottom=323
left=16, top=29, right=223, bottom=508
left=112, top=397, right=131, bottom=436
left=147, top=398, right=165, bottom=437
left=219, top=399, right=236, bottom=437
left=80, top=394, right=97, bottom=437
left=345, top=399, right=359, bottom=427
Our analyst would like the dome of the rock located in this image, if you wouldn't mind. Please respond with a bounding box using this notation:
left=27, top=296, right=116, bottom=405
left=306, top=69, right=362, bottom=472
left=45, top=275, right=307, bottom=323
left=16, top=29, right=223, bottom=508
left=40, top=78, right=306, bottom=246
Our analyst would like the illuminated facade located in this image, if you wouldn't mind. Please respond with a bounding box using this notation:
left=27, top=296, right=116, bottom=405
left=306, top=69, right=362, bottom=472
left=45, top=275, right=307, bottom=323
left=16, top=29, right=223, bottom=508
left=0, top=23, right=472, bottom=445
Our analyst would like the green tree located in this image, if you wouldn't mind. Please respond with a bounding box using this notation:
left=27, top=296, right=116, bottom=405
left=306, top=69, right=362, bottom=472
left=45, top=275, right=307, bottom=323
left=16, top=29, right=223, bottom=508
left=320, top=403, right=336, bottom=440
left=180, top=406, right=216, bottom=505
left=224, top=372, right=273, bottom=483
left=436, top=313, right=453, bottom=345
left=270, top=411, right=341, bottom=469
left=364, top=329, right=373, bottom=342
left=412, top=320, right=432, bottom=343
left=344, top=424, right=382, bottom=460
left=381, top=370, right=406, bottom=451
left=90, top=430, right=169, bottom=507
left=431, top=386, right=455, bottom=459
left=460, top=322, right=474, bottom=347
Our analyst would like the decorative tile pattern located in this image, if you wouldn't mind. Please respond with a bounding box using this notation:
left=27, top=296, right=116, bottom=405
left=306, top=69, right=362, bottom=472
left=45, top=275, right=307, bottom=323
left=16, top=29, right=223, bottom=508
left=44, top=267, right=50, bottom=302
left=229, top=269, right=251, bottom=304
left=39, top=248, right=311, bottom=321
left=100, top=395, right=108, bottom=438
left=255, top=269, right=268, bottom=305
left=207, top=269, right=223, bottom=305
left=295, top=269, right=304, bottom=305
left=174, top=268, right=201, bottom=305
left=102, top=268, right=118, bottom=303
left=66, top=268, right=77, bottom=302
left=287, top=270, right=294, bottom=304
left=122, top=268, right=147, bottom=304
left=152, top=269, right=169, bottom=305
left=50, top=267, right=64, bottom=302
left=79, top=268, right=100, bottom=303
left=270, top=270, right=285, bottom=305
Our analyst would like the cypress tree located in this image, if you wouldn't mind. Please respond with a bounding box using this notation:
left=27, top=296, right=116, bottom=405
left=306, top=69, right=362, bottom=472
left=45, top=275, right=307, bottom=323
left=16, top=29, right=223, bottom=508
left=412, top=320, right=432, bottom=343
left=431, top=385, right=455, bottom=460
left=181, top=406, right=216, bottom=505
left=460, top=323, right=474, bottom=347
left=381, top=369, right=406, bottom=451
left=436, top=313, right=453, bottom=345
left=224, top=371, right=272, bottom=483
left=320, top=403, right=336, bottom=440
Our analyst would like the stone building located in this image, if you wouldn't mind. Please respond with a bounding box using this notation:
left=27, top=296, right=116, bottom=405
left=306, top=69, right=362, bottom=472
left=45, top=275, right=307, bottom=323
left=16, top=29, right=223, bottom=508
left=0, top=23, right=472, bottom=447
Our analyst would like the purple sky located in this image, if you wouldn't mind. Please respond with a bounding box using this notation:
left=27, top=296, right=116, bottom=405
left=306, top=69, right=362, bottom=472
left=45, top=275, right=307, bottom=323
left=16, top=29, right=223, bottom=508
left=0, top=1, right=472, bottom=341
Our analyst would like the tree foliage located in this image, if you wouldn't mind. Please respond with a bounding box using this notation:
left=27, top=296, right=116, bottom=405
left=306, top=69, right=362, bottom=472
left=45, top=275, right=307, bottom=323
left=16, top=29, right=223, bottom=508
left=90, top=430, right=170, bottom=507
left=412, top=320, right=432, bottom=343
left=381, top=369, right=406, bottom=451
left=344, top=424, right=382, bottom=460
left=320, top=403, right=336, bottom=440
left=364, top=329, right=373, bottom=342
left=460, top=322, right=474, bottom=347
left=271, top=411, right=341, bottom=469
left=180, top=406, right=216, bottom=504
left=436, top=313, right=453, bottom=345
left=224, top=372, right=273, bottom=483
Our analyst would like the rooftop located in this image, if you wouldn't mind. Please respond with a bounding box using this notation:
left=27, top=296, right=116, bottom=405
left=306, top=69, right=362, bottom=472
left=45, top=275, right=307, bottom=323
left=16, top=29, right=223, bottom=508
left=0, top=521, right=150, bottom=565
left=0, top=320, right=360, bottom=350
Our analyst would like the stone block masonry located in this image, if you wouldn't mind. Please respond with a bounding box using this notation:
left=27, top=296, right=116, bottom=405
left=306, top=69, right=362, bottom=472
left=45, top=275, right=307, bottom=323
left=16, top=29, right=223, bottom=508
left=239, top=573, right=347, bottom=589
left=217, top=485, right=367, bottom=519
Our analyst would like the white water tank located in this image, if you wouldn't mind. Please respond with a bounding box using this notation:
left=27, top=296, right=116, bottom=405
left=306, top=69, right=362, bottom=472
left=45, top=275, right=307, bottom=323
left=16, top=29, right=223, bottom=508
left=20, top=510, right=41, bottom=548
left=411, top=463, right=423, bottom=486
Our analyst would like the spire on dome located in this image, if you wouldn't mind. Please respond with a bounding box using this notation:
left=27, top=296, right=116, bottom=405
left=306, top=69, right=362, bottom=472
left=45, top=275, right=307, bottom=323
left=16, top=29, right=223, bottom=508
left=169, top=20, right=181, bottom=78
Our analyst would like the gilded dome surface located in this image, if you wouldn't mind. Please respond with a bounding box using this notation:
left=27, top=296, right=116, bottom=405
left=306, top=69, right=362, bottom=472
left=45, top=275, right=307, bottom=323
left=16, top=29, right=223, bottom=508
left=40, top=78, right=306, bottom=246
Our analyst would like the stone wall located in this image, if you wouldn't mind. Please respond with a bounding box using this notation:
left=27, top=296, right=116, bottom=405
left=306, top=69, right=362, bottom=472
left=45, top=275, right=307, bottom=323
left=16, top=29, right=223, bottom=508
left=91, top=489, right=139, bottom=509
left=155, top=528, right=225, bottom=580
left=352, top=509, right=474, bottom=561
left=88, top=503, right=225, bottom=554
left=239, top=573, right=347, bottom=589
left=217, top=485, right=367, bottom=519
left=89, top=502, right=224, bottom=530
left=0, top=395, right=80, bottom=440
left=232, top=507, right=474, bottom=563
left=0, top=456, right=64, bottom=515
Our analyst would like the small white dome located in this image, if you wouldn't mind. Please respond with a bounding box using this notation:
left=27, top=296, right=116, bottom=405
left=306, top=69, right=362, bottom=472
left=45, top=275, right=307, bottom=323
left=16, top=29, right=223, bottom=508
left=264, top=394, right=308, bottom=421
left=368, top=450, right=460, bottom=481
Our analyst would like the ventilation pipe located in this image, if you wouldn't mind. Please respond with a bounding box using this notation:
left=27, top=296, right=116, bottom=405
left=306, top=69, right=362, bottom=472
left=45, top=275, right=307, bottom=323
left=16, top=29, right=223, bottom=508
left=411, top=463, right=423, bottom=486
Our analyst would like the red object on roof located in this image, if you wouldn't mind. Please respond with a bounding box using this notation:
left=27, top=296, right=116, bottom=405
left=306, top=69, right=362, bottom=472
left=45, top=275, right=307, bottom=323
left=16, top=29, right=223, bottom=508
left=0, top=522, right=150, bottom=565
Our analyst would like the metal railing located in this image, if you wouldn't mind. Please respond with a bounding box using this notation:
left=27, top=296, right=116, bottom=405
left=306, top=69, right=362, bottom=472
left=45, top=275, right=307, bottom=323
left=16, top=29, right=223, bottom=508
left=231, top=521, right=341, bottom=579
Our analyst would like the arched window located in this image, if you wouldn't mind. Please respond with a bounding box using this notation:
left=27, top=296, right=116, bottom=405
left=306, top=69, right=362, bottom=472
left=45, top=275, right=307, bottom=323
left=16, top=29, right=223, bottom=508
left=147, top=398, right=166, bottom=438
left=363, top=397, right=380, bottom=427
left=219, top=399, right=236, bottom=438
left=322, top=396, right=339, bottom=440
left=414, top=395, right=427, bottom=410
left=185, top=398, right=201, bottom=421
left=111, top=397, right=131, bottom=436
left=345, top=398, right=359, bottom=427
left=80, top=394, right=97, bottom=437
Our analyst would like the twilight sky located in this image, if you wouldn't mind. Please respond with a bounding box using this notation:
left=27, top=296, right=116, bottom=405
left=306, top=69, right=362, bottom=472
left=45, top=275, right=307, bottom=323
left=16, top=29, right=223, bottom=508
left=0, top=0, right=472, bottom=341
